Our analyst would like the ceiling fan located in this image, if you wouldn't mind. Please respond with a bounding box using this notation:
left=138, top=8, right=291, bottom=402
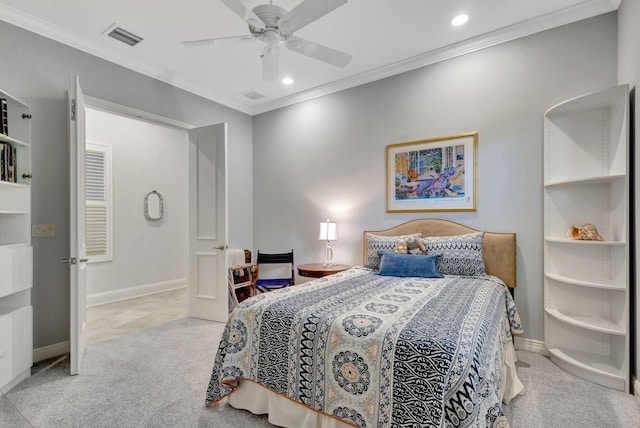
left=183, top=0, right=352, bottom=81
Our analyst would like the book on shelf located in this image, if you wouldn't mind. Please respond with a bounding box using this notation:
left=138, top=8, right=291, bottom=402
left=0, top=142, right=16, bottom=183
left=0, top=98, right=7, bottom=136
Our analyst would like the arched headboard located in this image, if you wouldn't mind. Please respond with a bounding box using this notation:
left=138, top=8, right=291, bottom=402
left=363, top=218, right=516, bottom=289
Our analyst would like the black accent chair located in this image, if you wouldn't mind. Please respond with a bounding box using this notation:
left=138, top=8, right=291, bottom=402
left=255, top=250, right=295, bottom=292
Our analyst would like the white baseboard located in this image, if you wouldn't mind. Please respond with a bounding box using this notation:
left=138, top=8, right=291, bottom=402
left=87, top=278, right=187, bottom=307
left=33, top=340, right=69, bottom=363
left=1, top=368, right=30, bottom=393
left=514, top=336, right=549, bottom=356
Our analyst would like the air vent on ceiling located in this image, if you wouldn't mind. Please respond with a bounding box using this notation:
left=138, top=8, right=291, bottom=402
left=106, top=26, right=143, bottom=46
left=243, top=90, right=265, bottom=101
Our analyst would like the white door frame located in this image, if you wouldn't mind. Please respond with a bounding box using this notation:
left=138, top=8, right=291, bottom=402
left=69, top=95, right=229, bottom=371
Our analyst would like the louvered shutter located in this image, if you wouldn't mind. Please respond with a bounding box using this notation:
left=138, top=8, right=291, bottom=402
left=85, top=144, right=112, bottom=262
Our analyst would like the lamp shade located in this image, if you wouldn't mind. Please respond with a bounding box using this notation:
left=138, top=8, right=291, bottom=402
left=318, top=219, right=337, bottom=241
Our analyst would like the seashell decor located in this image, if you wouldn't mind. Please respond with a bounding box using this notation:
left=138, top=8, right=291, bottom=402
left=566, top=223, right=604, bottom=241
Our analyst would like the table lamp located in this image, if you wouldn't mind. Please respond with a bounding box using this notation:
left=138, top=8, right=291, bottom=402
left=318, top=219, right=337, bottom=266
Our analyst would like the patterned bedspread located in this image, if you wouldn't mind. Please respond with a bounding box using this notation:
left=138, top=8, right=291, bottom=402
left=206, top=267, right=523, bottom=428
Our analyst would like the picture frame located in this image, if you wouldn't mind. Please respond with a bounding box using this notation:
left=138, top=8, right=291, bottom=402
left=386, top=132, right=477, bottom=212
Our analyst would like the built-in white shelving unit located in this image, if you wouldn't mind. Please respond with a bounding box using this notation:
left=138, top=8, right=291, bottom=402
left=543, top=84, right=630, bottom=393
left=0, top=87, right=32, bottom=393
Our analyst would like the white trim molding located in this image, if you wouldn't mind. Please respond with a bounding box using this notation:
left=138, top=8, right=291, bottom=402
left=514, top=337, right=549, bottom=356
left=33, top=340, right=70, bottom=363
left=250, top=0, right=621, bottom=114
left=0, top=369, right=30, bottom=394
left=84, top=96, right=194, bottom=130
left=0, top=0, right=620, bottom=115
left=87, top=279, right=187, bottom=307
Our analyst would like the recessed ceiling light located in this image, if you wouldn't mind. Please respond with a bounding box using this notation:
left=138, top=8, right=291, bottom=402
left=452, top=14, right=469, bottom=26
left=282, top=77, right=294, bottom=85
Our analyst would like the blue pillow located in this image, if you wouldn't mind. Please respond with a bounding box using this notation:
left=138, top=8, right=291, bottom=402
left=378, top=253, right=443, bottom=278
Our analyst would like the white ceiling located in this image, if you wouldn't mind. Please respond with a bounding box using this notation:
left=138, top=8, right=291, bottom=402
left=0, top=0, right=620, bottom=115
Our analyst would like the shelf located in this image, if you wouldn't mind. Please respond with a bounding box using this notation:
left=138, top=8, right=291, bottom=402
left=0, top=85, right=31, bottom=393
left=548, top=348, right=625, bottom=391
left=545, top=85, right=628, bottom=116
left=544, top=174, right=625, bottom=188
left=228, top=263, right=256, bottom=313
left=545, top=308, right=625, bottom=335
left=0, top=133, right=28, bottom=147
left=232, top=280, right=252, bottom=290
left=543, top=84, right=630, bottom=392
left=544, top=273, right=624, bottom=291
left=0, top=181, right=28, bottom=190
left=544, top=237, right=625, bottom=246
left=0, top=89, right=28, bottom=108
left=0, top=210, right=27, bottom=215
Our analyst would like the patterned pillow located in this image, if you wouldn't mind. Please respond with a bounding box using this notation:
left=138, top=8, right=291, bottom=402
left=422, top=232, right=485, bottom=276
left=365, top=233, right=422, bottom=270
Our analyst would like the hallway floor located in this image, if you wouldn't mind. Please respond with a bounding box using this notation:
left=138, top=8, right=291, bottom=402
left=85, top=287, right=187, bottom=345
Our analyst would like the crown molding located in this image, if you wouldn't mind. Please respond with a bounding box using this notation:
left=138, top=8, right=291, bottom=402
left=250, top=0, right=619, bottom=114
left=0, top=4, right=253, bottom=115
left=0, top=0, right=619, bottom=116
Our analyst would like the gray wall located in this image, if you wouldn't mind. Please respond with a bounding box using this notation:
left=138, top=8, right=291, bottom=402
left=252, top=14, right=618, bottom=342
left=618, top=0, right=640, bottom=387
left=85, top=108, right=188, bottom=296
left=0, top=21, right=253, bottom=349
left=0, top=10, right=624, bottom=355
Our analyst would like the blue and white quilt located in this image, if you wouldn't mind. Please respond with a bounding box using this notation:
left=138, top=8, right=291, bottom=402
left=206, top=267, right=523, bottom=427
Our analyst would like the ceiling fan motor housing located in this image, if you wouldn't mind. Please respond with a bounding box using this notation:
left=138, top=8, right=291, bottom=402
left=249, top=4, right=290, bottom=45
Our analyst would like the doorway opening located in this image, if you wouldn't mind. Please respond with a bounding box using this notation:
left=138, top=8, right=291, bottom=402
left=82, top=101, right=190, bottom=345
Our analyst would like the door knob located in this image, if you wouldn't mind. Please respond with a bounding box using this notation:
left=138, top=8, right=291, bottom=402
left=63, top=257, right=89, bottom=264
left=213, top=245, right=228, bottom=250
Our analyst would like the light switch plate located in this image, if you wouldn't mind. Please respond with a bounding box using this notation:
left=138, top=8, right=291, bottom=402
left=32, top=224, right=56, bottom=237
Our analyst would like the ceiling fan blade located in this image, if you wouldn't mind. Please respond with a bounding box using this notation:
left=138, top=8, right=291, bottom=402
left=182, top=34, right=254, bottom=46
left=286, top=36, right=352, bottom=68
left=220, top=0, right=265, bottom=29
left=262, top=46, right=279, bottom=81
left=278, top=0, right=347, bottom=33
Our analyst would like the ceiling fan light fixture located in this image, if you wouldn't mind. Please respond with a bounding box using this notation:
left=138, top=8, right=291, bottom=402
left=262, top=29, right=282, bottom=45
left=451, top=14, right=469, bottom=26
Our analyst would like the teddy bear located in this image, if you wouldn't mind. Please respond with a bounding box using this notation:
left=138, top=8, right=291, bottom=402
left=406, top=237, right=426, bottom=254
left=393, top=240, right=408, bottom=254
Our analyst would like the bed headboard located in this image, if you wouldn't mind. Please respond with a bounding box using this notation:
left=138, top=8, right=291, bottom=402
left=363, top=218, right=516, bottom=289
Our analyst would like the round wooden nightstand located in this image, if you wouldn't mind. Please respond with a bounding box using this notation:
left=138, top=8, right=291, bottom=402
left=297, top=263, right=351, bottom=278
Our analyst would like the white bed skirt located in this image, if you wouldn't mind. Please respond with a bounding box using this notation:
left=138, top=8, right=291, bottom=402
left=228, top=341, right=524, bottom=427
left=228, top=381, right=352, bottom=428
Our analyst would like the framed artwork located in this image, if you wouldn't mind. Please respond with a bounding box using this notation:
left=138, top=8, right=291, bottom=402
left=386, top=132, right=477, bottom=212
